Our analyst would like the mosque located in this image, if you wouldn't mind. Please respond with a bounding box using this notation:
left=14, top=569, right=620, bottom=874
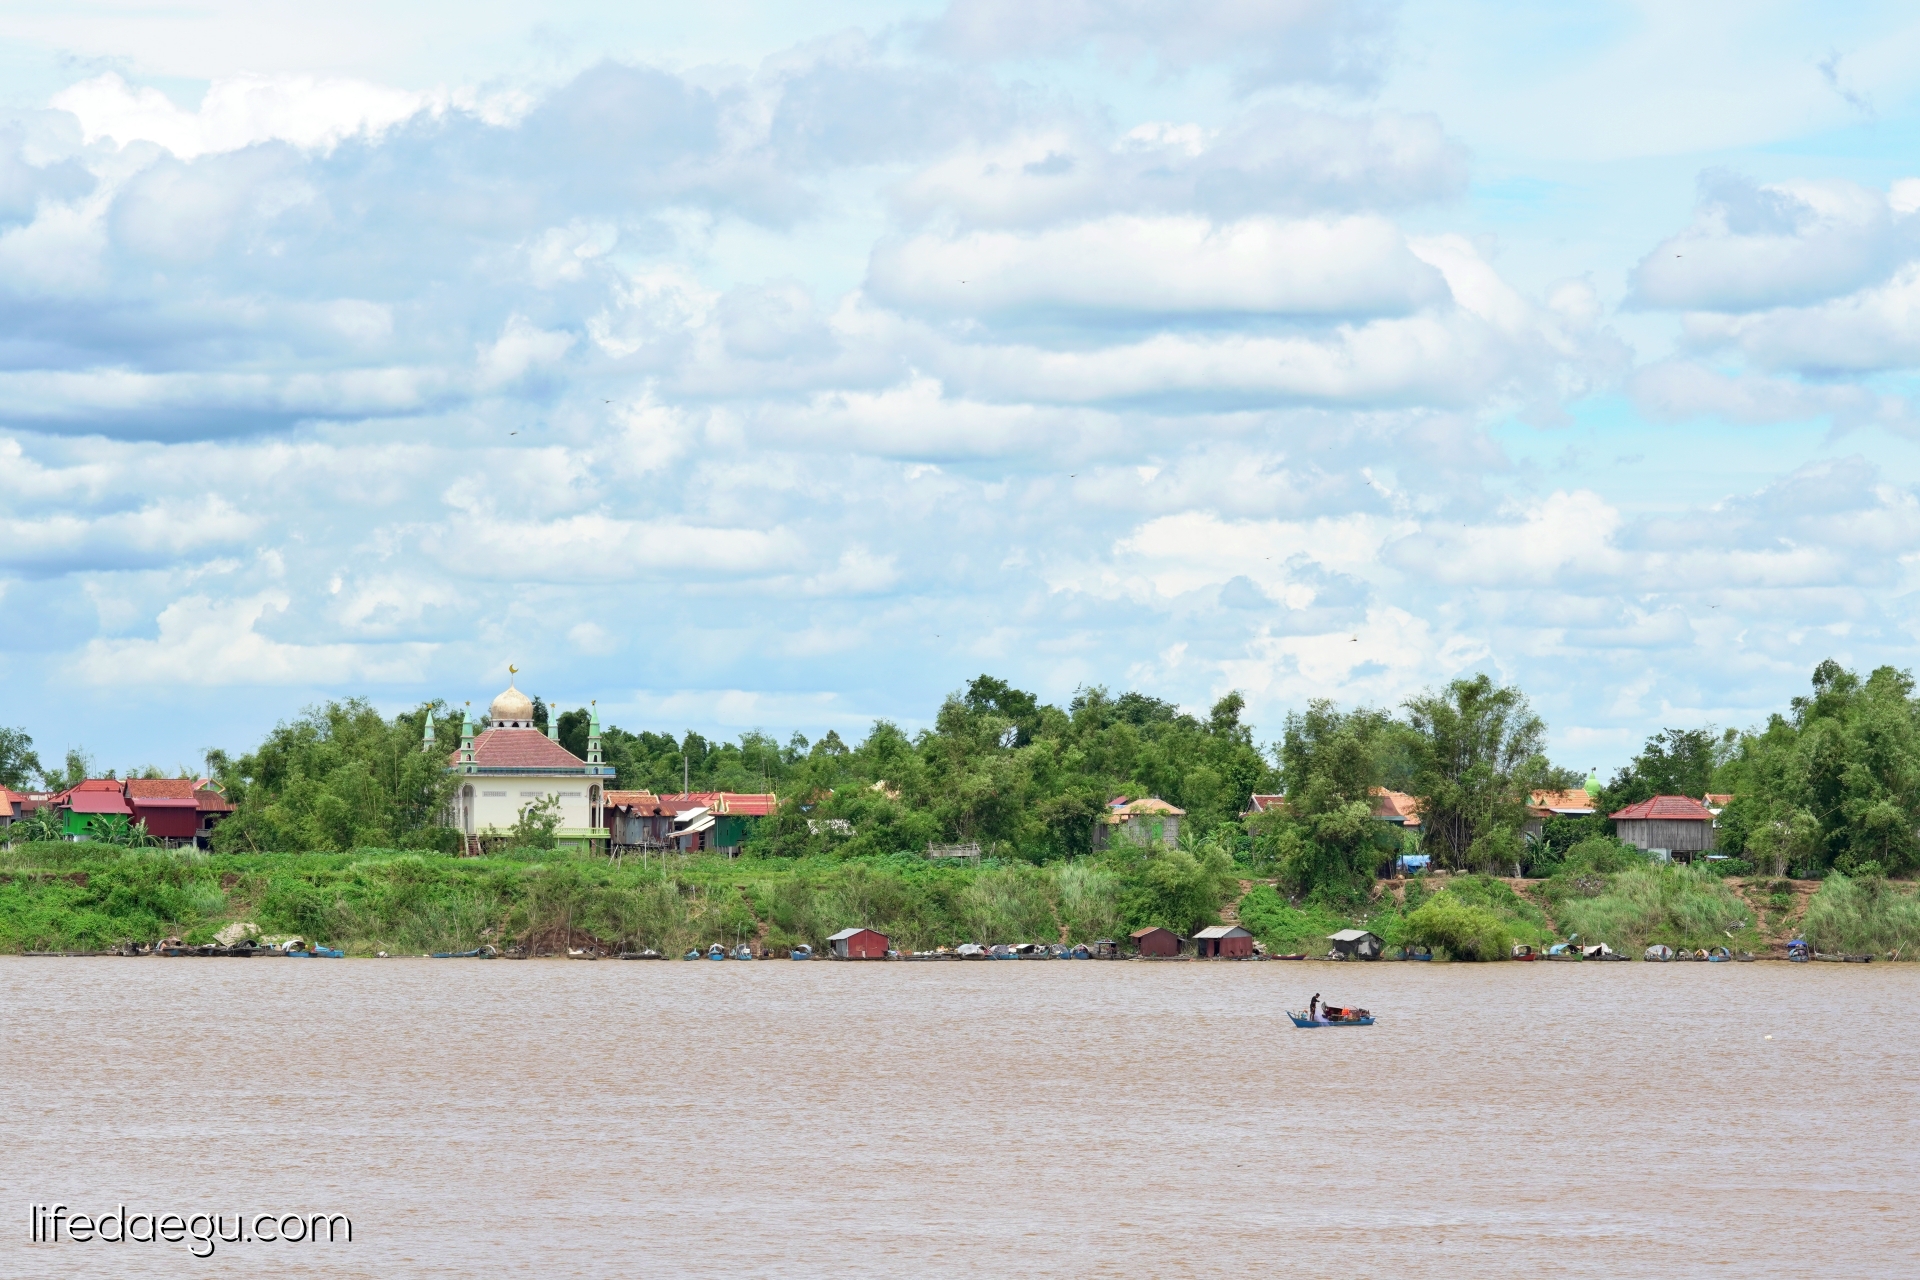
left=428, top=671, right=615, bottom=853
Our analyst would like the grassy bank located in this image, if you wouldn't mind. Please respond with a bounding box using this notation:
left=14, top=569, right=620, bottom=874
left=2, top=840, right=1910, bottom=958
left=0, top=842, right=1196, bottom=955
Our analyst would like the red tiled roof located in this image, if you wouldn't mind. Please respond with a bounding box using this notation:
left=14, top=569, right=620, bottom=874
left=1245, top=793, right=1287, bottom=814
left=455, top=729, right=588, bottom=770
left=1609, top=795, right=1715, bottom=822
left=1704, top=793, right=1734, bottom=806
left=1529, top=788, right=1595, bottom=812
left=127, top=778, right=199, bottom=808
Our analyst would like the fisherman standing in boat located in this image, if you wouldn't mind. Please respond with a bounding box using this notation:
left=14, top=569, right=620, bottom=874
left=1310, top=993, right=1324, bottom=1023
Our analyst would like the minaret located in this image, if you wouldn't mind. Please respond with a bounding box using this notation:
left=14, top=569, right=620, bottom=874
left=588, top=701, right=603, bottom=771
left=460, top=705, right=476, bottom=773
left=423, top=712, right=436, bottom=753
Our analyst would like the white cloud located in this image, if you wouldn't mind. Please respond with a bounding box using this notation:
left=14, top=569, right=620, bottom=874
left=930, top=0, right=1391, bottom=89
left=52, top=72, right=438, bottom=159
left=1632, top=174, right=1913, bottom=312
left=74, top=592, right=435, bottom=685
left=477, top=315, right=577, bottom=388
left=868, top=214, right=1447, bottom=318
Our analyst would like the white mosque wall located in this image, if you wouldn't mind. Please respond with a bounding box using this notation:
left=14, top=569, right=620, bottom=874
left=459, top=777, right=599, bottom=836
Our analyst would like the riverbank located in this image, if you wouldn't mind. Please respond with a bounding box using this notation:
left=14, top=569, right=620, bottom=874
left=1, top=840, right=1915, bottom=959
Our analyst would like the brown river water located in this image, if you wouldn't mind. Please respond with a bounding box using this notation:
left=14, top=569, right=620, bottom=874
left=3, top=956, right=1916, bottom=1278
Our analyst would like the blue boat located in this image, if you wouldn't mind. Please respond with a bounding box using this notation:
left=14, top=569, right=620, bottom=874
left=1287, top=1011, right=1375, bottom=1027
left=790, top=945, right=813, bottom=961
left=683, top=949, right=702, bottom=961
left=707, top=944, right=727, bottom=960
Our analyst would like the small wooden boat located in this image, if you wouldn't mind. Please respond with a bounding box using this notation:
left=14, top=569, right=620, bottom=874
left=1511, top=944, right=1537, bottom=961
left=706, top=944, right=726, bottom=960
left=683, top=949, right=702, bottom=961
left=733, top=944, right=754, bottom=961
left=789, top=945, right=813, bottom=961
left=618, top=950, right=663, bottom=960
left=1287, top=1010, right=1375, bottom=1027
left=1645, top=944, right=1674, bottom=962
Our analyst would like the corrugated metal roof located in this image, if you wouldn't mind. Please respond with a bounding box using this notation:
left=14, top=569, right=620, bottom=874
left=828, top=927, right=883, bottom=940
left=1128, top=926, right=1174, bottom=939
left=1193, top=925, right=1251, bottom=938
left=194, top=788, right=234, bottom=813
left=1609, top=795, right=1714, bottom=821
left=1328, top=929, right=1380, bottom=942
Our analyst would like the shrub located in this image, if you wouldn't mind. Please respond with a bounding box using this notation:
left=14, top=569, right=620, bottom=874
left=1403, top=896, right=1511, bottom=961
left=1236, top=884, right=1350, bottom=954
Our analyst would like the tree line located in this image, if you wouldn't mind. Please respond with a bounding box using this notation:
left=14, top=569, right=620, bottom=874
left=4, top=659, right=1916, bottom=888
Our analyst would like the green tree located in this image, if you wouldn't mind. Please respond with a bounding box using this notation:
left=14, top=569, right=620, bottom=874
left=212, top=700, right=461, bottom=853
left=0, top=726, right=43, bottom=790
left=1716, top=660, right=1920, bottom=877
left=1266, top=701, right=1399, bottom=902
left=1404, top=675, right=1551, bottom=872
left=1601, top=727, right=1730, bottom=809
left=508, top=794, right=563, bottom=850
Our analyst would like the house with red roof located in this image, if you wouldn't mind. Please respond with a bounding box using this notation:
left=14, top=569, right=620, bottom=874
left=49, top=778, right=132, bottom=839
left=1609, top=794, right=1717, bottom=863
left=438, top=675, right=617, bottom=853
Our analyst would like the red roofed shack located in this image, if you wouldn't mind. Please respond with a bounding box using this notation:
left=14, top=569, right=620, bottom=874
left=827, top=927, right=889, bottom=959
left=1610, top=795, right=1716, bottom=863
left=1129, top=925, right=1181, bottom=957
left=125, top=779, right=203, bottom=842
left=1192, top=924, right=1253, bottom=958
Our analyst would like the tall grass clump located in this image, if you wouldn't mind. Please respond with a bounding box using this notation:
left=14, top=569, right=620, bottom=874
left=1552, top=863, right=1756, bottom=953
left=1803, top=874, right=1920, bottom=956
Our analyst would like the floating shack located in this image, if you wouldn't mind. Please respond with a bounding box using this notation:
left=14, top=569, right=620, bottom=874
left=1091, top=939, right=1120, bottom=959
left=1129, top=926, right=1181, bottom=957
left=1327, top=928, right=1384, bottom=960
left=1192, top=924, right=1254, bottom=958
left=827, top=927, right=890, bottom=959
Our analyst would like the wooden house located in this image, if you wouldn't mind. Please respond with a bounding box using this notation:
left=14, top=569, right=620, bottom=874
left=125, top=779, right=204, bottom=843
left=1192, top=924, right=1254, bottom=958
left=827, top=927, right=889, bottom=959
left=1094, top=797, right=1185, bottom=850
left=1609, top=795, right=1717, bottom=862
left=1129, top=925, right=1181, bottom=956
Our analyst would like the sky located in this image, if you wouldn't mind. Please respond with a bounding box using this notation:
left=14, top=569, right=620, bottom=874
left=6, top=0, right=1920, bottom=777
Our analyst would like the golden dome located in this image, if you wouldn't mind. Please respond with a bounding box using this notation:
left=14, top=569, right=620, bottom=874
left=490, top=678, right=534, bottom=726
